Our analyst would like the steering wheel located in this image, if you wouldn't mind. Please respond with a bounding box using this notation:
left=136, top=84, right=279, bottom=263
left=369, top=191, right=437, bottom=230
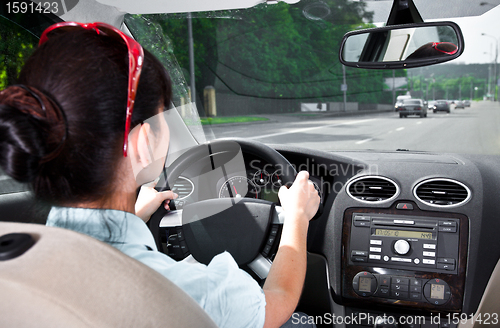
left=148, top=138, right=296, bottom=279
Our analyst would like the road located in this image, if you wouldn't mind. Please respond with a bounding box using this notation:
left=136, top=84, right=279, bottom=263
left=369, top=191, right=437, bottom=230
left=206, top=101, right=500, bottom=155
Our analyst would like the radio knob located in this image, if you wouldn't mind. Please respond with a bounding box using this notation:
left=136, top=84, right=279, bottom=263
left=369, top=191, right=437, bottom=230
left=394, top=240, right=410, bottom=255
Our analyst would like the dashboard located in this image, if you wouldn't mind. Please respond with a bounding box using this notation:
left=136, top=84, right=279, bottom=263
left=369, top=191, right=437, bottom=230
left=273, top=146, right=500, bottom=327
left=161, top=142, right=500, bottom=327
left=168, top=152, right=326, bottom=211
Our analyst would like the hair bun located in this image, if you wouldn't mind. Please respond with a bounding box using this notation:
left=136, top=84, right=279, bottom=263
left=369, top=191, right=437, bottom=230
left=0, top=85, right=67, bottom=182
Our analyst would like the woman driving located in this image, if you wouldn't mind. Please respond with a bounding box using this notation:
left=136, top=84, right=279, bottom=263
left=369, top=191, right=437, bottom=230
left=0, top=22, right=320, bottom=328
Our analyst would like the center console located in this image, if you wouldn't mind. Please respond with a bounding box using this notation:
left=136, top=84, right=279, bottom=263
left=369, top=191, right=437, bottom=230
left=341, top=202, right=468, bottom=312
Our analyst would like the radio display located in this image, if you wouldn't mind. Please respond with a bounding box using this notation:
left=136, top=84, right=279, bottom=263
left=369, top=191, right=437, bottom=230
left=374, top=229, right=435, bottom=240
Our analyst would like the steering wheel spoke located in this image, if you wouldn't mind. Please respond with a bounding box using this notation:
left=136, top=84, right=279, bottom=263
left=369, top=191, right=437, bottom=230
left=248, top=205, right=285, bottom=278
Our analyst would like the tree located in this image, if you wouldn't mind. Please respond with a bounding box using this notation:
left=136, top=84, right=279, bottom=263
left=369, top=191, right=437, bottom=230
left=0, top=17, right=37, bottom=89
left=128, top=0, right=399, bottom=114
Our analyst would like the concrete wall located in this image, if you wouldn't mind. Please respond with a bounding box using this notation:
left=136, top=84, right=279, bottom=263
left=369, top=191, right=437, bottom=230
left=206, top=92, right=392, bottom=116
left=328, top=102, right=359, bottom=112
left=215, top=93, right=299, bottom=116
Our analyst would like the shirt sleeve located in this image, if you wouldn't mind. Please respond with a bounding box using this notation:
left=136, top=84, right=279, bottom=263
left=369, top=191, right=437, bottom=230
left=124, top=247, right=266, bottom=328
left=202, top=252, right=266, bottom=328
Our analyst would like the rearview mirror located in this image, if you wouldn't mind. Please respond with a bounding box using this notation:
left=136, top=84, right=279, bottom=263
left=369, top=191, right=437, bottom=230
left=339, top=22, right=464, bottom=69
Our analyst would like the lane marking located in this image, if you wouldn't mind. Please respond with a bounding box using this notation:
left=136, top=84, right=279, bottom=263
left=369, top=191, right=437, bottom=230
left=396, top=127, right=405, bottom=131
left=249, top=118, right=376, bottom=140
left=356, top=138, right=373, bottom=145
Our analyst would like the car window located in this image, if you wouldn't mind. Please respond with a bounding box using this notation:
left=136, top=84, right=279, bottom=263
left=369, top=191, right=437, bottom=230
left=403, top=100, right=422, bottom=105
left=0, top=14, right=54, bottom=194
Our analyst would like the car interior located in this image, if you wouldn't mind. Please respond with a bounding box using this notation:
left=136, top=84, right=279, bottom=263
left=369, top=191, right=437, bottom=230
left=1, top=0, right=500, bottom=327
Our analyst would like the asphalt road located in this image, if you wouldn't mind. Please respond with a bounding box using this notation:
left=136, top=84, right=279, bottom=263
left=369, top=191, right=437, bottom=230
left=206, top=101, right=500, bottom=155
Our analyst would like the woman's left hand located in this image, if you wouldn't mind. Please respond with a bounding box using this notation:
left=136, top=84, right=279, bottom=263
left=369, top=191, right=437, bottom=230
left=135, top=182, right=178, bottom=222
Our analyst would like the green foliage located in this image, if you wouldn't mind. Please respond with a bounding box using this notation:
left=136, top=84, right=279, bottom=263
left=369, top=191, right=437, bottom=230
left=129, top=0, right=397, bottom=109
left=0, top=17, right=37, bottom=89
left=201, top=116, right=269, bottom=125
left=125, top=15, right=191, bottom=106
left=409, top=74, right=487, bottom=100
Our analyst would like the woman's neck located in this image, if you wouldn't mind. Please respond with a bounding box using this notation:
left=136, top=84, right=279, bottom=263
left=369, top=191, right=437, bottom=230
left=68, top=188, right=137, bottom=214
left=68, top=159, right=139, bottom=214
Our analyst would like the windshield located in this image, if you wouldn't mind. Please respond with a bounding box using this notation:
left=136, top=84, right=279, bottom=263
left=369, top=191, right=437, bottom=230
left=125, top=0, right=500, bottom=155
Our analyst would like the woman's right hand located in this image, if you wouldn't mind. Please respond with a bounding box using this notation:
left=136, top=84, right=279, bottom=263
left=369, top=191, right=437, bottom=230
left=263, top=171, right=320, bottom=328
left=278, top=170, right=320, bottom=222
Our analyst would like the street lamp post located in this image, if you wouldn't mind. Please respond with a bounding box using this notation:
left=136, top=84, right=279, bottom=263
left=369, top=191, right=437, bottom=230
left=482, top=33, right=498, bottom=101
left=188, top=13, right=196, bottom=104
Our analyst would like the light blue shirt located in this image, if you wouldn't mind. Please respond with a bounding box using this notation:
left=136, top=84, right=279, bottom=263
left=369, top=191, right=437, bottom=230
left=46, top=207, right=266, bottom=328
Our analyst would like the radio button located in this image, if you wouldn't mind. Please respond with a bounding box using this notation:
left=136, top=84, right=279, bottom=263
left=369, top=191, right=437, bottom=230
left=410, top=278, right=422, bottom=287
left=353, top=220, right=370, bottom=227
left=437, top=263, right=455, bottom=270
left=383, top=255, right=390, bottom=262
left=392, top=283, right=409, bottom=292
left=410, top=286, right=421, bottom=293
left=396, top=203, right=414, bottom=210
left=423, top=251, right=436, bottom=257
left=391, top=257, right=412, bottom=263
left=439, top=226, right=457, bottom=233
left=391, top=277, right=409, bottom=285
left=423, top=244, right=436, bottom=249
left=438, top=258, right=455, bottom=265
left=375, top=286, right=390, bottom=297
left=439, top=221, right=457, bottom=227
left=391, top=291, right=409, bottom=299
left=423, top=259, right=436, bottom=265
left=353, top=215, right=370, bottom=227
left=379, top=275, right=390, bottom=286
left=370, top=239, right=382, bottom=245
left=352, top=250, right=368, bottom=257
left=394, top=239, right=411, bottom=255
left=370, top=247, right=382, bottom=253
left=394, top=219, right=415, bottom=225
left=410, top=292, right=422, bottom=300
left=369, top=254, right=381, bottom=260
left=352, top=256, right=368, bottom=263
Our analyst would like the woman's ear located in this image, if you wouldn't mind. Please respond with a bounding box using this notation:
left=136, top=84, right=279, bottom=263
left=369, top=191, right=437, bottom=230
left=137, top=123, right=154, bottom=168
left=127, top=111, right=170, bottom=187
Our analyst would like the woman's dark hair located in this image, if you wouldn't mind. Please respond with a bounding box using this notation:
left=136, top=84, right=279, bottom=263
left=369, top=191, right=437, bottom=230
left=0, top=28, right=172, bottom=205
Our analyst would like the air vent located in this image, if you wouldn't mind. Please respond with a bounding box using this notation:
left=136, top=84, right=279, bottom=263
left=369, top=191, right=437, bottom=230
left=414, top=178, right=470, bottom=207
left=171, top=176, right=194, bottom=200
left=346, top=176, right=399, bottom=203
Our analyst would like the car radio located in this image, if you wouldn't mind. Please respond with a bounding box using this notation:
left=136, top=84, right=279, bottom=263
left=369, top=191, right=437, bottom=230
left=349, top=213, right=459, bottom=274
left=341, top=204, right=468, bottom=312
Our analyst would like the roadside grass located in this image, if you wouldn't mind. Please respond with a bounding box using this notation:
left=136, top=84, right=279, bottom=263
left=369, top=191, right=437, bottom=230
left=201, top=116, right=269, bottom=125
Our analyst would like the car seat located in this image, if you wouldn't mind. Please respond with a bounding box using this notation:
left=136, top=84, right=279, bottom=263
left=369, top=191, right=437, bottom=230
left=0, top=221, right=217, bottom=328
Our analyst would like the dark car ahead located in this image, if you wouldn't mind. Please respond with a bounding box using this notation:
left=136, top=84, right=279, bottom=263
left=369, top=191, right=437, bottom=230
left=397, top=98, right=427, bottom=118
left=433, top=99, right=451, bottom=113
